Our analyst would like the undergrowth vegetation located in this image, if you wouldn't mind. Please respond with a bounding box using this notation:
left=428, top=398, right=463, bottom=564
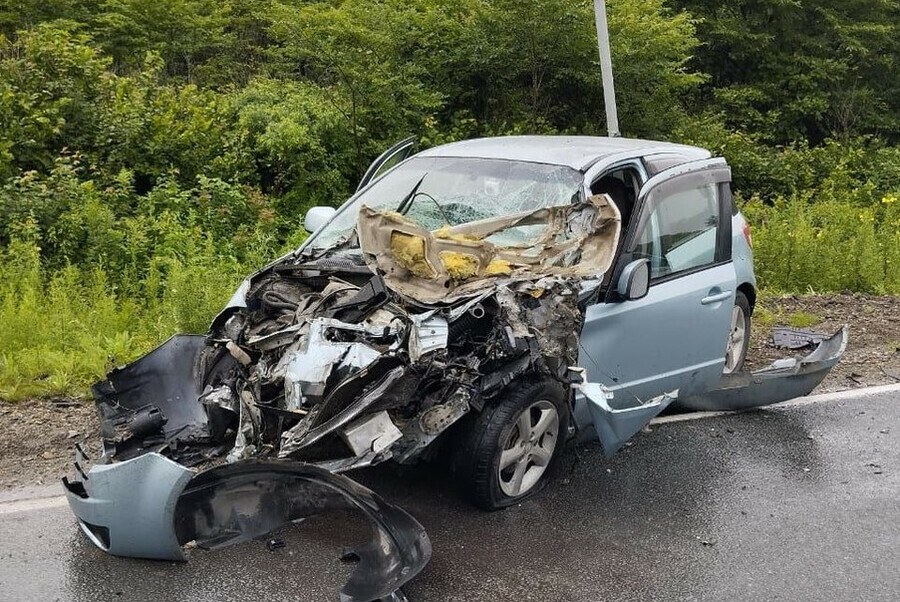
left=0, top=172, right=292, bottom=399
left=0, top=1, right=898, bottom=399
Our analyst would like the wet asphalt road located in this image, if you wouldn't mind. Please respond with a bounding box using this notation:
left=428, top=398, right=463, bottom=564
left=1, top=391, right=897, bottom=602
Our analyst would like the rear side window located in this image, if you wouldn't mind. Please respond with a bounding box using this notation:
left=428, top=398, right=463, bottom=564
left=631, top=182, right=720, bottom=279
left=725, top=182, right=738, bottom=216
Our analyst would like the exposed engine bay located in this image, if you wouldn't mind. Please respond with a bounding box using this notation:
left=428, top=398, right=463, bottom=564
left=92, top=193, right=621, bottom=473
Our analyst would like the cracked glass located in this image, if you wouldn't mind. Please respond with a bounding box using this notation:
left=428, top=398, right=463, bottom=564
left=307, top=156, right=583, bottom=250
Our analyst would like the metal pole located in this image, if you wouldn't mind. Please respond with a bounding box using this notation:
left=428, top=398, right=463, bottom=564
left=593, top=0, right=620, bottom=137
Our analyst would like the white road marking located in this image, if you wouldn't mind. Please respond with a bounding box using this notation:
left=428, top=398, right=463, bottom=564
left=651, top=383, right=900, bottom=425
left=2, top=384, right=899, bottom=513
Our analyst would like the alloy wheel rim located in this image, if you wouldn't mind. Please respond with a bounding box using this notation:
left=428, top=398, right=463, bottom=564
left=498, top=400, right=559, bottom=497
left=724, top=305, right=747, bottom=374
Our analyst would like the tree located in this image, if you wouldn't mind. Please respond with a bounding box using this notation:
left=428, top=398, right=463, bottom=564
left=267, top=1, right=444, bottom=174
left=671, top=0, right=900, bottom=143
left=0, top=24, right=111, bottom=177
left=93, top=0, right=230, bottom=82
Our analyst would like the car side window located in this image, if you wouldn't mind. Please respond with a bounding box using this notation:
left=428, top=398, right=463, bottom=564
left=630, top=182, right=720, bottom=280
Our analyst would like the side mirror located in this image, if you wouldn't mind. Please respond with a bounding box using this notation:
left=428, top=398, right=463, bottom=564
left=304, top=206, right=337, bottom=233
left=616, top=259, right=650, bottom=301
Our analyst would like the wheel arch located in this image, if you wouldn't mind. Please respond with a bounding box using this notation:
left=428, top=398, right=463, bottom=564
left=737, top=282, right=756, bottom=315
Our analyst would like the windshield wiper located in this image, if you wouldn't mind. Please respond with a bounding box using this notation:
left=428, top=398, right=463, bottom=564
left=413, top=191, right=452, bottom=225
left=396, top=174, right=427, bottom=214
left=395, top=174, right=453, bottom=225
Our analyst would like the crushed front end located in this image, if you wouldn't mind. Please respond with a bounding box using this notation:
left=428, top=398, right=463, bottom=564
left=64, top=193, right=622, bottom=600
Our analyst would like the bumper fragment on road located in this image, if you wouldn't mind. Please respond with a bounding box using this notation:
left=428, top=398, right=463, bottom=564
left=62, top=453, right=431, bottom=602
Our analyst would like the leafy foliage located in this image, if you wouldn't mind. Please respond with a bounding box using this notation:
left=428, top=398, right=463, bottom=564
left=0, top=0, right=898, bottom=399
left=671, top=0, right=900, bottom=143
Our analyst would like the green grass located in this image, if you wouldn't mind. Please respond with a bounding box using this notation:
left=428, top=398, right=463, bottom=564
left=742, top=193, right=900, bottom=295
left=785, top=311, right=822, bottom=328
left=752, top=306, right=776, bottom=329
left=0, top=254, right=250, bottom=401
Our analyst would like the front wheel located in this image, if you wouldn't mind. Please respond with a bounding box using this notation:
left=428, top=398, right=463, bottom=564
left=724, top=291, right=751, bottom=374
left=450, top=379, right=569, bottom=510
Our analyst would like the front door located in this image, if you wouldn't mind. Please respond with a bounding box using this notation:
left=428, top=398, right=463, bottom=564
left=578, top=158, right=735, bottom=406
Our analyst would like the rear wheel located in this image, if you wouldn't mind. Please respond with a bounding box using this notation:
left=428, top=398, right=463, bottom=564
left=450, top=379, right=569, bottom=510
left=724, top=291, right=751, bottom=374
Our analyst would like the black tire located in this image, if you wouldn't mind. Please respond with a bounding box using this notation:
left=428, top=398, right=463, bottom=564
left=450, top=379, right=569, bottom=510
left=725, top=291, right=752, bottom=374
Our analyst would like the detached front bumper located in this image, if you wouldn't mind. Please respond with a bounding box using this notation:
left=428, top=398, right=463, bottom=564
left=63, top=453, right=431, bottom=602
left=676, top=326, right=849, bottom=411
left=64, top=451, right=193, bottom=559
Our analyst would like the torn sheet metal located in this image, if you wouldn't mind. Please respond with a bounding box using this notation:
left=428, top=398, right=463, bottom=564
left=770, top=327, right=832, bottom=349
left=64, top=453, right=431, bottom=602
left=356, top=194, right=620, bottom=304
left=91, top=335, right=239, bottom=465
left=279, top=362, right=407, bottom=457
left=280, top=318, right=388, bottom=409
left=676, top=326, right=849, bottom=411
left=394, top=389, right=471, bottom=463
left=570, top=368, right=677, bottom=456
left=408, top=313, right=449, bottom=361
left=340, top=411, right=404, bottom=456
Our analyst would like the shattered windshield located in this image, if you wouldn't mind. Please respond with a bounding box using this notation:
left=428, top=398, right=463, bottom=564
left=307, top=156, right=584, bottom=250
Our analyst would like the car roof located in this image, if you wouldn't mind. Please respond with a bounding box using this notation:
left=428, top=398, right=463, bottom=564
left=416, top=135, right=710, bottom=171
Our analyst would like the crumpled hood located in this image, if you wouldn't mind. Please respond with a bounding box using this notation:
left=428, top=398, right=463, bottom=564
left=356, top=193, right=620, bottom=304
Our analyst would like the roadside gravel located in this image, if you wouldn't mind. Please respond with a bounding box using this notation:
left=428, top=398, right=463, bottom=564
left=746, top=293, right=900, bottom=391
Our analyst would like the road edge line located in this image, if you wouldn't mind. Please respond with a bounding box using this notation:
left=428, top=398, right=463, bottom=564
left=0, top=494, right=68, bottom=515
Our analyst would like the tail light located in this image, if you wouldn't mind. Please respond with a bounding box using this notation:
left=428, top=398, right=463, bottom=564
left=742, top=221, right=753, bottom=248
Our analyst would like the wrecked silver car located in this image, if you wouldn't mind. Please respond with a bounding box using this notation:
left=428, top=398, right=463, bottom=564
left=64, top=136, right=847, bottom=600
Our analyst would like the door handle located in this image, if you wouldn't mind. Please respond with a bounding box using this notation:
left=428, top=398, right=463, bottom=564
left=701, top=290, right=732, bottom=305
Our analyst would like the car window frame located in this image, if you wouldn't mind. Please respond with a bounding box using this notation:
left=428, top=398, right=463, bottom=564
left=584, top=158, right=648, bottom=192
left=603, top=158, right=732, bottom=300
left=587, top=160, right=644, bottom=219
left=356, top=137, right=416, bottom=192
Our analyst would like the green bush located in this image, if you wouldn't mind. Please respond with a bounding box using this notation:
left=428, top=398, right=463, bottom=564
left=744, top=192, right=900, bottom=294
left=0, top=2, right=898, bottom=401
left=0, top=160, right=293, bottom=400
left=0, top=219, right=293, bottom=401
